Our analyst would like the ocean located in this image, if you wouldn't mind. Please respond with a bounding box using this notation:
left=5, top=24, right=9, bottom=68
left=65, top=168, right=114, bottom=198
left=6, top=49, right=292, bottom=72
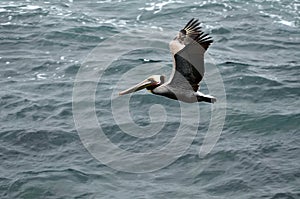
left=1, top=0, right=299, bottom=198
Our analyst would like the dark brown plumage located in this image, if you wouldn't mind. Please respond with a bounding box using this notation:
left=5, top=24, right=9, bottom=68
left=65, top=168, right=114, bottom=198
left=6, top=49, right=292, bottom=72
left=119, top=18, right=216, bottom=103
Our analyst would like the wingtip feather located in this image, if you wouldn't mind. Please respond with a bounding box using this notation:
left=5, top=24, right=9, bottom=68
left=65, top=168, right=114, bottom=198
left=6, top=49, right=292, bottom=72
left=181, top=18, right=213, bottom=50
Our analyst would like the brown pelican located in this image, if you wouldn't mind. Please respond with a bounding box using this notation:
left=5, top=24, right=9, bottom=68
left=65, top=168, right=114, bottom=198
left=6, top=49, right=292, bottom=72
left=119, top=18, right=216, bottom=103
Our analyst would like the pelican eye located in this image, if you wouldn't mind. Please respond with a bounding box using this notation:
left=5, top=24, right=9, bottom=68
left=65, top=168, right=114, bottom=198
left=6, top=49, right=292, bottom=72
left=149, top=78, right=160, bottom=85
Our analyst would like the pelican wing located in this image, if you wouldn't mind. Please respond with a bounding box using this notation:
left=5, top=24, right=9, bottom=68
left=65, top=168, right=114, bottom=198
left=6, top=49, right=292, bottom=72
left=168, top=18, right=213, bottom=91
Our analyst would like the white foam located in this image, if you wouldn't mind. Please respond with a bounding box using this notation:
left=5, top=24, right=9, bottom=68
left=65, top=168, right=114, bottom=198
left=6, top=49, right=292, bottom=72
left=259, top=11, right=281, bottom=19
left=150, top=26, right=163, bottom=31
left=259, top=11, right=296, bottom=28
left=0, top=4, right=19, bottom=8
left=277, top=19, right=296, bottom=27
left=139, top=0, right=184, bottom=14
left=37, top=73, right=47, bottom=79
left=98, top=18, right=128, bottom=27
left=23, top=5, right=41, bottom=10
left=0, top=22, right=12, bottom=25
left=96, top=0, right=112, bottom=3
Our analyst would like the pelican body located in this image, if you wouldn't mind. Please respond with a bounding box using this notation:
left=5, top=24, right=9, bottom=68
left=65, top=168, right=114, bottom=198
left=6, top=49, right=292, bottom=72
left=119, top=18, right=216, bottom=103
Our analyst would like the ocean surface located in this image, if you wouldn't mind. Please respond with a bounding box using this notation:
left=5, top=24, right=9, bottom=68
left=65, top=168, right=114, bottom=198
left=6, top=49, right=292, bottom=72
left=1, top=0, right=300, bottom=198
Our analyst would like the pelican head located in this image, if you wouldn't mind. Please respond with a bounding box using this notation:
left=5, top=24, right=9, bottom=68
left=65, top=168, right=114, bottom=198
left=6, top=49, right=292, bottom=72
left=119, top=75, right=165, bottom=96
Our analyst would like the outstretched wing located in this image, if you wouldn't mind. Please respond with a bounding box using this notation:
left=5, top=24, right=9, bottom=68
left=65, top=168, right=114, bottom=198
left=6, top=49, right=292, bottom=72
left=168, top=18, right=213, bottom=91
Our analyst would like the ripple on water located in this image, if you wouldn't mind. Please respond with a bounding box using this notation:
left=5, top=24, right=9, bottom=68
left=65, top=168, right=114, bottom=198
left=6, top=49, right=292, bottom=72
left=0, top=0, right=300, bottom=198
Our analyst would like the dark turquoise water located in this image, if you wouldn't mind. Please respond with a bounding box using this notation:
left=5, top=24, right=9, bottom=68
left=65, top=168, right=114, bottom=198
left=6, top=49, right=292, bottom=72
left=1, top=0, right=300, bottom=198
